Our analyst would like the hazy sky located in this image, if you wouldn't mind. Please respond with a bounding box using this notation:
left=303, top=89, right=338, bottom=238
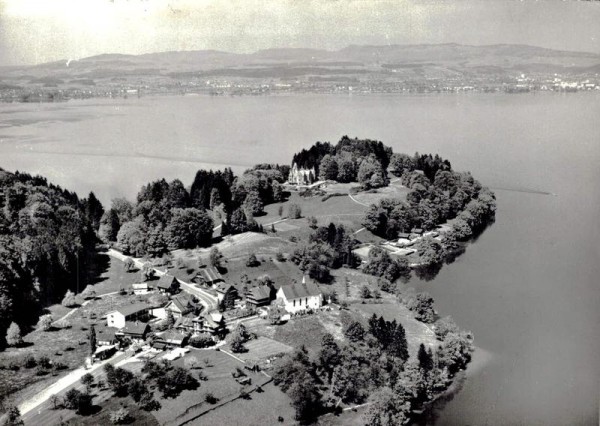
left=0, top=0, right=599, bottom=66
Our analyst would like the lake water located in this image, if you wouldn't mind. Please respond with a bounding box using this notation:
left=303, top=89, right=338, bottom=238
left=1, top=93, right=599, bottom=425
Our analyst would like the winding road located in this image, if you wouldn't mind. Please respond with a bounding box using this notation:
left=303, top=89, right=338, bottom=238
left=106, top=248, right=218, bottom=312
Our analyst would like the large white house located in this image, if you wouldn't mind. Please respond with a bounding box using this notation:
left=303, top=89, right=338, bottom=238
left=106, top=303, right=150, bottom=328
left=276, top=277, right=322, bottom=314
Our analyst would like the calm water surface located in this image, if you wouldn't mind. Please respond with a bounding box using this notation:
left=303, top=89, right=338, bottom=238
left=1, top=93, right=599, bottom=425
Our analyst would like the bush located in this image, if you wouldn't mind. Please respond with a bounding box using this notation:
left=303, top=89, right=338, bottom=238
left=288, top=203, right=302, bottom=219
left=109, top=407, right=131, bottom=425
left=189, top=334, right=215, bottom=348
left=6, top=322, right=23, bottom=347
left=23, top=355, right=37, bottom=369
left=246, top=253, right=260, bottom=267
left=37, top=314, right=54, bottom=331
left=205, top=392, right=218, bottom=404
left=61, top=290, right=78, bottom=308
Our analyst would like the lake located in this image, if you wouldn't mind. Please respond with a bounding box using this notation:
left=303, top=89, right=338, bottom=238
left=1, top=93, right=599, bottom=425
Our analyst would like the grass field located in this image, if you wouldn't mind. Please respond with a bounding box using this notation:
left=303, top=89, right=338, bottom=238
left=64, top=396, right=159, bottom=426
left=199, top=381, right=296, bottom=426
left=151, top=349, right=269, bottom=425
left=223, top=336, right=293, bottom=363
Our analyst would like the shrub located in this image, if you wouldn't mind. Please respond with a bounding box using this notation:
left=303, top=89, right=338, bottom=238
left=5, top=322, right=23, bottom=347
left=37, top=314, right=54, bottom=331
left=61, top=290, right=78, bottom=307
left=189, top=334, right=215, bottom=348
left=23, top=355, right=37, bottom=369
left=288, top=203, right=302, bottom=219
left=205, top=392, right=218, bottom=404
left=246, top=253, right=260, bottom=267
left=109, top=407, right=131, bottom=425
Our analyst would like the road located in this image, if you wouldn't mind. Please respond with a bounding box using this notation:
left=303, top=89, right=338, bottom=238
left=106, top=248, right=218, bottom=312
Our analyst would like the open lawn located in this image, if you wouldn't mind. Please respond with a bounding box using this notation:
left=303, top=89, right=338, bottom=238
left=350, top=180, right=410, bottom=206
left=85, top=252, right=141, bottom=296
left=350, top=303, right=438, bottom=356
left=224, top=336, right=293, bottom=363
left=151, top=349, right=269, bottom=425
left=64, top=396, right=159, bottom=426
left=198, top=381, right=296, bottom=426
left=270, top=315, right=329, bottom=357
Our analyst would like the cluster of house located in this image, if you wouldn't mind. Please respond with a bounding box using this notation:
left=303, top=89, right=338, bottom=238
left=93, top=267, right=324, bottom=358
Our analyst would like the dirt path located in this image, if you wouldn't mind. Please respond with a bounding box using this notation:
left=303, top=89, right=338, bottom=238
left=347, top=193, right=370, bottom=207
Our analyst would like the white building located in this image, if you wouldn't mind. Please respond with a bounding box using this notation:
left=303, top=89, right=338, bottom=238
left=276, top=277, right=322, bottom=314
left=106, top=303, right=149, bottom=329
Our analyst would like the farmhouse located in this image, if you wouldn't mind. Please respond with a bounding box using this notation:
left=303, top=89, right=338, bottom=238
left=96, top=327, right=118, bottom=346
left=202, top=312, right=226, bottom=336
left=156, top=274, right=180, bottom=294
left=164, top=293, right=197, bottom=318
left=196, top=266, right=223, bottom=286
left=276, top=277, right=322, bottom=314
left=117, top=321, right=149, bottom=342
left=174, top=316, right=203, bottom=334
left=107, top=303, right=150, bottom=328
left=215, top=282, right=238, bottom=303
left=246, top=284, right=273, bottom=307
left=132, top=282, right=150, bottom=295
left=154, top=330, right=189, bottom=348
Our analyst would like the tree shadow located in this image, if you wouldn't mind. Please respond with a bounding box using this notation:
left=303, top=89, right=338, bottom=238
left=85, top=251, right=111, bottom=286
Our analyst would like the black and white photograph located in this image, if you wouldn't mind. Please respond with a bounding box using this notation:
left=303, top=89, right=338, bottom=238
left=0, top=1, right=598, bottom=425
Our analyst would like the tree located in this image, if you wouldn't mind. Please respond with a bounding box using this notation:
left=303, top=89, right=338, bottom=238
left=89, top=324, right=97, bottom=356
left=357, top=157, right=384, bottom=189
left=165, top=208, right=214, bottom=250
left=363, top=386, right=411, bottom=426
left=319, top=154, right=339, bottom=181
left=344, top=321, right=365, bottom=342
left=49, top=394, right=61, bottom=410
left=318, top=333, right=341, bottom=379
left=81, top=373, right=95, bottom=393
left=99, top=208, right=120, bottom=242
left=37, top=314, right=53, bottom=331
left=278, top=205, right=284, bottom=217
left=307, top=216, right=318, bottom=229
left=433, top=316, right=459, bottom=341
left=109, top=407, right=130, bottom=425
left=61, top=290, right=77, bottom=307
left=81, top=285, right=96, bottom=300
left=243, top=191, right=264, bottom=216
left=5, top=322, right=22, bottom=347
left=360, top=285, right=372, bottom=299
left=418, top=344, right=434, bottom=372
left=63, top=388, right=92, bottom=414
left=140, top=263, right=154, bottom=282
left=363, top=246, right=410, bottom=282
left=389, top=153, right=415, bottom=177
left=1, top=406, right=24, bottom=426
left=209, top=247, right=222, bottom=268
left=403, top=292, right=436, bottom=323
left=288, top=203, right=302, bottom=219
left=165, top=310, right=175, bottom=328
left=246, top=253, right=260, bottom=267
left=123, top=257, right=135, bottom=272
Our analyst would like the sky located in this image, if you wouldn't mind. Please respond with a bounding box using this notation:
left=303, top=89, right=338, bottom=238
left=0, top=0, right=599, bottom=66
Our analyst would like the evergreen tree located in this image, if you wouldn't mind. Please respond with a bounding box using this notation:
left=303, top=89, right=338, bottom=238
left=89, top=324, right=97, bottom=356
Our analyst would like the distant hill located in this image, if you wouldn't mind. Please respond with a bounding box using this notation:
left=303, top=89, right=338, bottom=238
left=1, top=44, right=599, bottom=96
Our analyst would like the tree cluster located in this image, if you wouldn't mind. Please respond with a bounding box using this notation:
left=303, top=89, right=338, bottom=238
left=363, top=246, right=411, bottom=282
left=0, top=169, right=99, bottom=348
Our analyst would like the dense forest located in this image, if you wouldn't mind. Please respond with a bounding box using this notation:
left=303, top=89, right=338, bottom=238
left=0, top=169, right=102, bottom=347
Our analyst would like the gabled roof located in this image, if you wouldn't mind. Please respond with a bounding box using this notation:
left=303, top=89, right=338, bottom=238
left=279, top=281, right=321, bottom=300
left=198, top=267, right=223, bottom=282
left=132, top=282, right=149, bottom=289
left=120, top=321, right=149, bottom=335
left=156, top=274, right=179, bottom=289
left=96, top=327, right=117, bottom=342
left=215, top=282, right=236, bottom=294
left=156, top=330, right=188, bottom=344
left=174, top=317, right=195, bottom=328
left=115, top=303, right=149, bottom=317
left=247, top=285, right=271, bottom=301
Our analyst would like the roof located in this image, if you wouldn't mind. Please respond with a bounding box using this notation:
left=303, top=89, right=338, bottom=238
left=120, top=322, right=149, bottom=336
left=115, top=303, right=149, bottom=317
left=198, top=267, right=223, bottom=282
left=215, top=282, right=236, bottom=294
left=279, top=281, right=321, bottom=300
left=132, top=283, right=149, bottom=289
left=156, top=330, right=188, bottom=344
left=411, top=228, right=424, bottom=234
left=174, top=317, right=195, bottom=328
left=167, top=293, right=196, bottom=312
left=156, top=274, right=179, bottom=289
left=247, top=285, right=271, bottom=301
left=398, top=233, right=411, bottom=239
left=96, top=327, right=117, bottom=342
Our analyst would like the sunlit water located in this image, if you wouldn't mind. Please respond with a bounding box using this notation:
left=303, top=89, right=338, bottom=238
left=1, top=93, right=599, bottom=425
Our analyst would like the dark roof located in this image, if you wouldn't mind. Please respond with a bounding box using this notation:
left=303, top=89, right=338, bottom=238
left=156, top=330, right=188, bottom=344
left=174, top=317, right=195, bottom=328
left=279, top=281, right=321, bottom=300
left=215, top=282, right=236, bottom=294
left=153, top=342, right=167, bottom=350
left=116, top=303, right=149, bottom=317
left=398, top=233, right=411, bottom=239
left=199, top=267, right=223, bottom=282
left=120, top=322, right=149, bottom=336
left=156, top=274, right=179, bottom=289
left=96, top=327, right=117, bottom=342
left=247, top=285, right=271, bottom=301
